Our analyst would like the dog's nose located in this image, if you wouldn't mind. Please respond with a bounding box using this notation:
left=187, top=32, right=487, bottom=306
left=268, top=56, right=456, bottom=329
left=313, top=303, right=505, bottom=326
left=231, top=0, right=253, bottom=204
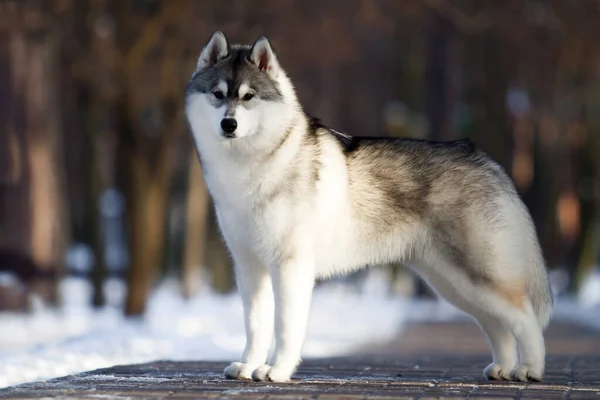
left=220, top=118, right=238, bottom=134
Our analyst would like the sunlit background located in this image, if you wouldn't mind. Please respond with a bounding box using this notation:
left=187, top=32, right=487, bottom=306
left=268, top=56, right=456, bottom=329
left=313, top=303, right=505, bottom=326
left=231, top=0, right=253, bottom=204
left=1, top=0, right=600, bottom=389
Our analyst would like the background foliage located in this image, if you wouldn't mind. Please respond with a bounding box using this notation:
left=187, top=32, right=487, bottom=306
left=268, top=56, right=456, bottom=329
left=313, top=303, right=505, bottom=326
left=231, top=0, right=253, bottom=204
left=1, top=0, right=600, bottom=314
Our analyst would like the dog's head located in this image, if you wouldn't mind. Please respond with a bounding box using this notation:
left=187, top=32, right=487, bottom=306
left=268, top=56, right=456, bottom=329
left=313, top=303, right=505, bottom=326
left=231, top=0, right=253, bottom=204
left=186, top=31, right=294, bottom=143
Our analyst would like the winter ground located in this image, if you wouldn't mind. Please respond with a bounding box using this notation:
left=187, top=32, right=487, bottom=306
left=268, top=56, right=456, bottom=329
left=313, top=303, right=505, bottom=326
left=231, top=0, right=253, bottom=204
left=0, top=269, right=598, bottom=389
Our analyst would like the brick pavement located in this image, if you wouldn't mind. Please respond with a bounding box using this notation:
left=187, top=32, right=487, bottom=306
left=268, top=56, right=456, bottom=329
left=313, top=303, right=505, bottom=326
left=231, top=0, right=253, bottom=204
left=1, top=321, right=599, bottom=399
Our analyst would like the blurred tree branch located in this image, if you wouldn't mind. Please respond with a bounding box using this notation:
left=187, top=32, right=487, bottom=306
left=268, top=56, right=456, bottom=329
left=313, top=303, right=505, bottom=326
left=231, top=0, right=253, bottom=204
left=418, top=0, right=493, bottom=34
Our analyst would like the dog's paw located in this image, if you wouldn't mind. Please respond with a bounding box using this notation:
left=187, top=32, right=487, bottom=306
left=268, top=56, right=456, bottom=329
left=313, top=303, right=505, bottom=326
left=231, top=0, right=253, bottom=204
left=511, top=365, right=543, bottom=382
left=266, top=366, right=293, bottom=382
left=224, top=362, right=256, bottom=380
left=237, top=363, right=258, bottom=380
left=484, top=363, right=512, bottom=380
left=251, top=365, right=292, bottom=382
left=251, top=365, right=271, bottom=381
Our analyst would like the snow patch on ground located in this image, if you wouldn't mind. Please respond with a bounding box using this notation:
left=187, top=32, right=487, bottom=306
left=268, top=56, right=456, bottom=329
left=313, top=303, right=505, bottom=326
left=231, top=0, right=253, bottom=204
left=72, top=374, right=173, bottom=383
left=555, top=269, right=600, bottom=331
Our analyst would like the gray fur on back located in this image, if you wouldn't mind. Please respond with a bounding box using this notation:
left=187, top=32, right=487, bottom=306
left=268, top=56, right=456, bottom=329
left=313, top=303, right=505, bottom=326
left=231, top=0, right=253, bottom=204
left=304, top=118, right=523, bottom=285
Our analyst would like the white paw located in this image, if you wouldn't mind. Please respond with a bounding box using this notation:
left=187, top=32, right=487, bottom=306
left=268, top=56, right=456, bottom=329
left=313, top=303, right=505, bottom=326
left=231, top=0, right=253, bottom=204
left=238, top=363, right=257, bottom=380
left=251, top=365, right=271, bottom=381
left=224, top=362, right=256, bottom=380
left=484, top=362, right=512, bottom=380
left=224, top=362, right=243, bottom=379
left=251, top=365, right=292, bottom=382
left=511, top=365, right=543, bottom=382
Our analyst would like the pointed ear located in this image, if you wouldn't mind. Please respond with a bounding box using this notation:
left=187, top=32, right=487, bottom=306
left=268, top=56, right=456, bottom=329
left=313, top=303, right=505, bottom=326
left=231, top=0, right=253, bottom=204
left=249, top=36, right=279, bottom=78
left=197, top=31, right=229, bottom=70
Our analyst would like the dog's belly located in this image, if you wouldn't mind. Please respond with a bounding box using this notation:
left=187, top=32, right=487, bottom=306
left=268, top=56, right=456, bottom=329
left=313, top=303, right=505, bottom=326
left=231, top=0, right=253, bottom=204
left=313, top=217, right=420, bottom=279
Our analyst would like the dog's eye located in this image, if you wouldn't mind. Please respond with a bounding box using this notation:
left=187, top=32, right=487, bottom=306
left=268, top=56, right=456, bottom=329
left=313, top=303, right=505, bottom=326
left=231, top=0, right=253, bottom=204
left=213, top=91, right=225, bottom=100
left=242, top=93, right=254, bottom=101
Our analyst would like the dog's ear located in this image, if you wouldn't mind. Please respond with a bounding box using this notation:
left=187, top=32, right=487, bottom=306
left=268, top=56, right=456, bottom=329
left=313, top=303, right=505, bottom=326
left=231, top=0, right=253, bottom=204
left=197, top=31, right=229, bottom=70
left=250, top=36, right=279, bottom=78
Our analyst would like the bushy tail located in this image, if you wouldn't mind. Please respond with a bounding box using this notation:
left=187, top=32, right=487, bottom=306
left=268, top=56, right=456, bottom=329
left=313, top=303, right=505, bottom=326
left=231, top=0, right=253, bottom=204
left=527, top=241, right=554, bottom=330
left=515, top=195, right=554, bottom=330
left=529, top=273, right=553, bottom=329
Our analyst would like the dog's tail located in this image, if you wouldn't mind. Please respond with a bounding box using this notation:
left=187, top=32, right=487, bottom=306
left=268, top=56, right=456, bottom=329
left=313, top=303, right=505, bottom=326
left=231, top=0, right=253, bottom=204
left=529, top=270, right=553, bottom=330
left=526, top=230, right=554, bottom=330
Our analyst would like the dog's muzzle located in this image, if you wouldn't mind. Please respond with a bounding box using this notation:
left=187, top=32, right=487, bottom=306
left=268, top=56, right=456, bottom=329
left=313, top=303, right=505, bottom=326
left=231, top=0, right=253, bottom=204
left=221, top=118, right=237, bottom=138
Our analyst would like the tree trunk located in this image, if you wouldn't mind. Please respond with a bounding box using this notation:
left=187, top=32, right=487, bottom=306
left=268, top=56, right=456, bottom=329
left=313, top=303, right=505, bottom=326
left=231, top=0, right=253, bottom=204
left=425, top=13, right=459, bottom=142
left=0, top=4, right=70, bottom=304
left=124, top=148, right=170, bottom=315
left=121, top=0, right=189, bottom=315
left=181, top=151, right=210, bottom=298
left=416, top=12, right=460, bottom=298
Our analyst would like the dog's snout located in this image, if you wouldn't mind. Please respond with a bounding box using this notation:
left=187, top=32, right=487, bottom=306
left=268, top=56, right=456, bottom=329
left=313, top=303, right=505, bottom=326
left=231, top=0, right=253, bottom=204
left=221, top=118, right=238, bottom=135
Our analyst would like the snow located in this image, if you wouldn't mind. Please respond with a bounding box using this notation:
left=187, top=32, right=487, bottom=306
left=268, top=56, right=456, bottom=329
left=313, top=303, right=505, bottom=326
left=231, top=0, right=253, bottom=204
left=558, top=269, right=600, bottom=331
left=72, top=374, right=173, bottom=382
left=578, top=269, right=600, bottom=308
left=1, top=268, right=599, bottom=390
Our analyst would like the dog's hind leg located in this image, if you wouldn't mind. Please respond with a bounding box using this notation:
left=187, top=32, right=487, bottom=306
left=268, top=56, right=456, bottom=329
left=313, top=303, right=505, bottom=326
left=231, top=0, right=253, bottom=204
left=476, top=289, right=546, bottom=381
left=417, top=249, right=546, bottom=382
left=466, top=287, right=545, bottom=381
left=499, top=302, right=545, bottom=381
left=475, top=315, right=518, bottom=380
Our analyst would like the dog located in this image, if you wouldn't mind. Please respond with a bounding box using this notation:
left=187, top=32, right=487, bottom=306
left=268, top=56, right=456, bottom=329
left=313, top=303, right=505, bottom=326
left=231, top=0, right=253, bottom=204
left=184, top=31, right=553, bottom=383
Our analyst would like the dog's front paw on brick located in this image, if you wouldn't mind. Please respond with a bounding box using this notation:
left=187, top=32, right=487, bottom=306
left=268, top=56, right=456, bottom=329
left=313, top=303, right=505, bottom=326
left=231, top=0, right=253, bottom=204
left=252, top=365, right=291, bottom=382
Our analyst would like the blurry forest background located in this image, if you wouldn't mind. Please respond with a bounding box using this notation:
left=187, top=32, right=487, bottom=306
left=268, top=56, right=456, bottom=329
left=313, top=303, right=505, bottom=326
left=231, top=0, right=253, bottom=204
left=1, top=0, right=600, bottom=315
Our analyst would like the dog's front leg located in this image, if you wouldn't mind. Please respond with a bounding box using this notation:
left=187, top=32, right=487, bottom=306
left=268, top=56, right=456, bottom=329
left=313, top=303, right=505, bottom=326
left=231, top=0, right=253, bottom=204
left=224, top=260, right=274, bottom=380
left=252, top=255, right=315, bottom=382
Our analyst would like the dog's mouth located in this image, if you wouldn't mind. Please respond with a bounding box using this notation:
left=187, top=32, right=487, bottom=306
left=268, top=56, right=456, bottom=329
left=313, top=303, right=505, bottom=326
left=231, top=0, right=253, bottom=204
left=222, top=132, right=237, bottom=139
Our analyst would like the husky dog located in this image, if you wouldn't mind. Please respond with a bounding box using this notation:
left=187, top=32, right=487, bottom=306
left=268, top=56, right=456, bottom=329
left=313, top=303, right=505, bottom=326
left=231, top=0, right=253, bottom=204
left=185, top=31, right=553, bottom=383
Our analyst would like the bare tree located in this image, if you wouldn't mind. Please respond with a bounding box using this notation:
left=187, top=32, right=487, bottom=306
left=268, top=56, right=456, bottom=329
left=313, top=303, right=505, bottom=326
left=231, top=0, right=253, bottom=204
left=0, top=1, right=71, bottom=304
